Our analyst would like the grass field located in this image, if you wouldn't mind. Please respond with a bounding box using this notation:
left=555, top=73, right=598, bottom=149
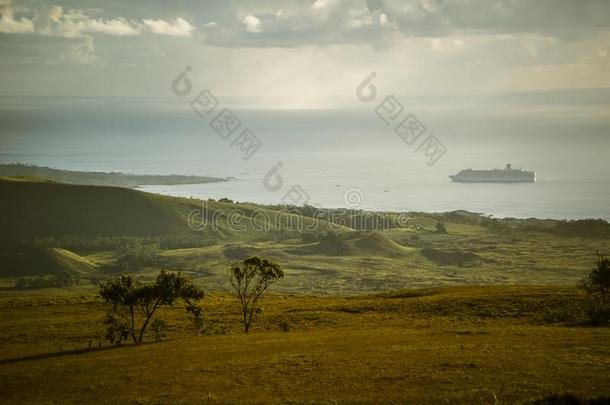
left=1, top=285, right=609, bottom=404
left=1, top=176, right=609, bottom=403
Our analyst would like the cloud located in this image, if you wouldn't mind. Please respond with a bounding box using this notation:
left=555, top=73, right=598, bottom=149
left=0, top=2, right=196, bottom=64
left=38, top=6, right=140, bottom=37
left=241, top=14, right=262, bottom=33
left=60, top=35, right=97, bottom=64
left=200, top=0, right=610, bottom=48
left=0, top=4, right=34, bottom=33
left=0, top=3, right=196, bottom=38
left=142, top=17, right=194, bottom=37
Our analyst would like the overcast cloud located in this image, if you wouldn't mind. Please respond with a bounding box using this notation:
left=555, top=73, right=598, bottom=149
left=0, top=0, right=609, bottom=104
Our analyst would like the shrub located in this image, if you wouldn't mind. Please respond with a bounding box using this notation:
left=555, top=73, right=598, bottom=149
left=151, top=319, right=168, bottom=342
left=103, top=313, right=130, bottom=346
left=582, top=255, right=610, bottom=325
left=436, top=222, right=448, bottom=234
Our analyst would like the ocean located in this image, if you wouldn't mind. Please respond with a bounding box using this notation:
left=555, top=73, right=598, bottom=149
left=1, top=93, right=609, bottom=220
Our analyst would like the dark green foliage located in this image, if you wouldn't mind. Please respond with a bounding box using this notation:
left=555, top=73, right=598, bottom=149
left=185, top=301, right=204, bottom=334
left=229, top=256, right=284, bottom=332
left=13, top=270, right=81, bottom=289
left=0, top=179, right=178, bottom=242
left=1, top=246, right=86, bottom=278
left=115, top=241, right=160, bottom=272
left=556, top=219, right=610, bottom=238
left=223, top=244, right=255, bottom=260
left=42, top=235, right=215, bottom=253
left=582, top=255, right=610, bottom=325
left=436, top=222, right=448, bottom=234
left=151, top=319, right=168, bottom=342
left=99, top=270, right=205, bottom=344
left=318, top=232, right=349, bottom=255
left=103, top=313, right=131, bottom=346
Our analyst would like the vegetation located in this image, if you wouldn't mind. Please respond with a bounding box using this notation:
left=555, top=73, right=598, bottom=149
left=0, top=163, right=225, bottom=188
left=229, top=257, right=284, bottom=332
left=0, top=176, right=342, bottom=245
left=114, top=240, right=161, bottom=272
left=33, top=235, right=215, bottom=252
left=582, top=255, right=610, bottom=324
left=2, top=172, right=610, bottom=402
left=436, top=221, right=448, bottom=234
left=556, top=219, right=610, bottom=239
left=0, top=286, right=609, bottom=403
left=14, top=271, right=81, bottom=289
left=99, top=270, right=204, bottom=344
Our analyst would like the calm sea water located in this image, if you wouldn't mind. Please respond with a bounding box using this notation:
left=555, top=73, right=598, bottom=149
left=1, top=94, right=609, bottom=220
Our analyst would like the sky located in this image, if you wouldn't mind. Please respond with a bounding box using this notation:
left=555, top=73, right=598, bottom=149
left=1, top=0, right=610, bottom=108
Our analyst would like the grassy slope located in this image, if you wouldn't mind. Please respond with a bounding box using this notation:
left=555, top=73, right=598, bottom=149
left=296, top=232, right=412, bottom=257
left=2, top=176, right=609, bottom=293
left=0, top=286, right=608, bottom=404
left=0, top=248, right=96, bottom=277
left=0, top=177, right=344, bottom=243
left=0, top=178, right=179, bottom=240
left=148, top=228, right=610, bottom=294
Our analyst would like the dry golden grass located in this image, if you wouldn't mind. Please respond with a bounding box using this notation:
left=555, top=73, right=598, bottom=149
left=0, top=285, right=609, bottom=404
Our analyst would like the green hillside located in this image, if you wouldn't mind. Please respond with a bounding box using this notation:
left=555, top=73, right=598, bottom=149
left=0, top=178, right=180, bottom=241
left=297, top=232, right=413, bottom=257
left=0, top=177, right=343, bottom=244
left=0, top=247, right=95, bottom=277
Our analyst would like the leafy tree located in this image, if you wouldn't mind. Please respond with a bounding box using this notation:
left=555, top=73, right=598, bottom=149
left=436, top=222, right=448, bottom=234
left=115, top=241, right=160, bottom=272
left=582, top=255, right=610, bottom=324
left=229, top=257, right=284, bottom=332
left=99, top=270, right=204, bottom=344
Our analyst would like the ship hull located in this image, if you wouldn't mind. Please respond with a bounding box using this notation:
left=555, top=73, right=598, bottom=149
left=449, top=164, right=536, bottom=183
left=449, top=177, right=535, bottom=183
left=449, top=175, right=535, bottom=183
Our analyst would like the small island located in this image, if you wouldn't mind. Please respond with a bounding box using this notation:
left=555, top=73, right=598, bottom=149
left=0, top=163, right=227, bottom=188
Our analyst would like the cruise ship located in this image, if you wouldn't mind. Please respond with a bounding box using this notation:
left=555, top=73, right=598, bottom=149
left=449, top=164, right=536, bottom=183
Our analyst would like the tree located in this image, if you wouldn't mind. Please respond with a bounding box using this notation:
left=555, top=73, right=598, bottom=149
left=99, top=270, right=205, bottom=344
left=436, top=221, right=448, bottom=234
left=582, top=255, right=610, bottom=324
left=229, top=257, right=284, bottom=333
left=115, top=240, right=160, bottom=272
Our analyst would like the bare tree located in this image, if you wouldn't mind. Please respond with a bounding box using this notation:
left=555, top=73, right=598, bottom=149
left=229, top=256, right=284, bottom=332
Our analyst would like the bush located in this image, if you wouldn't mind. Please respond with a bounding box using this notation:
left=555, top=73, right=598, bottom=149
left=103, top=313, right=130, bottom=346
left=14, top=272, right=81, bottom=289
left=151, top=319, right=168, bottom=342
left=436, top=222, right=448, bottom=234
left=582, top=255, right=610, bottom=325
